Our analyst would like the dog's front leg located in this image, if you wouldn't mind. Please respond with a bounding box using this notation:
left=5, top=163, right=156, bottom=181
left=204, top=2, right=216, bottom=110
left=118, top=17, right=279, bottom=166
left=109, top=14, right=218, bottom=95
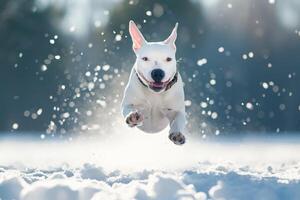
left=168, top=111, right=186, bottom=145
left=122, top=104, right=144, bottom=127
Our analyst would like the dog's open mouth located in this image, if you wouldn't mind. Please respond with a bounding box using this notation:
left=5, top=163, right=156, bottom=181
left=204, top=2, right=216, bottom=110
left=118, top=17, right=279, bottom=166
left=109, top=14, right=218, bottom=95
left=149, top=82, right=167, bottom=91
left=137, top=71, right=171, bottom=92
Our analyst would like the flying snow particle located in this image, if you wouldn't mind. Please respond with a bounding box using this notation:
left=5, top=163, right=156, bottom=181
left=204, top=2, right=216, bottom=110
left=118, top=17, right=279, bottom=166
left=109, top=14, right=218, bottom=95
left=88, top=82, right=95, bottom=91
left=40, top=134, right=45, bottom=139
left=226, top=81, right=232, bottom=87
left=153, top=3, right=164, bottom=17
left=95, top=65, right=101, bottom=71
left=267, top=63, right=272, bottom=68
left=146, top=11, right=152, bottom=16
left=47, top=121, right=56, bottom=134
left=37, top=108, right=43, bottom=115
left=279, top=104, right=286, bottom=111
left=88, top=43, right=93, bottom=48
left=246, top=102, right=254, bottom=110
left=49, top=39, right=55, bottom=44
left=69, top=102, right=75, bottom=107
left=248, top=52, right=254, bottom=58
left=210, top=79, right=216, bottom=85
left=185, top=100, right=192, bottom=106
left=31, top=113, right=38, bottom=119
left=197, top=58, right=208, bottom=66
left=272, top=85, right=279, bottom=93
left=62, top=112, right=70, bottom=119
left=12, top=123, right=19, bottom=130
left=262, top=82, right=269, bottom=89
left=211, top=112, right=218, bottom=119
left=218, top=47, right=224, bottom=53
left=44, top=59, right=51, bottom=65
left=41, top=65, right=48, bottom=72
left=55, top=55, right=61, bottom=60
left=19, top=52, right=23, bottom=58
left=201, top=122, right=207, bottom=128
left=200, top=102, right=208, bottom=108
left=102, top=64, right=110, bottom=71
left=242, top=54, right=248, bottom=60
left=86, top=110, right=93, bottom=116
left=103, top=74, right=109, bottom=81
left=115, top=34, right=122, bottom=41
left=227, top=3, right=232, bottom=8
left=96, top=99, right=107, bottom=108
left=100, top=83, right=105, bottom=89
left=85, top=71, right=91, bottom=77
left=24, top=110, right=30, bottom=117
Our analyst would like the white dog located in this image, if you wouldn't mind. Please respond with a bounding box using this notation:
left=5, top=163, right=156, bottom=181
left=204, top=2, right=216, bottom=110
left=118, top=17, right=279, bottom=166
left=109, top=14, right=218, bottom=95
left=121, top=20, right=186, bottom=145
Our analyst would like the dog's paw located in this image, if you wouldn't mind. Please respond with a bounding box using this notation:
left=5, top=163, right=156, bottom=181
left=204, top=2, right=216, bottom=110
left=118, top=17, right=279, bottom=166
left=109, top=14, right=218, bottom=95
left=168, top=132, right=185, bottom=145
left=125, top=111, right=143, bottom=127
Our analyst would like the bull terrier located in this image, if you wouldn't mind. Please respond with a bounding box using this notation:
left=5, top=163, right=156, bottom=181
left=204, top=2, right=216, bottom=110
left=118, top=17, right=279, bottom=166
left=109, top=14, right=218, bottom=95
left=121, top=20, right=186, bottom=145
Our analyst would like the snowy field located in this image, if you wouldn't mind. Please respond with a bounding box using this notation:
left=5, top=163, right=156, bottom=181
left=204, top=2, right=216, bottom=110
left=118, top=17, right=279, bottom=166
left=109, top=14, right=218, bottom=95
left=1, top=128, right=300, bottom=200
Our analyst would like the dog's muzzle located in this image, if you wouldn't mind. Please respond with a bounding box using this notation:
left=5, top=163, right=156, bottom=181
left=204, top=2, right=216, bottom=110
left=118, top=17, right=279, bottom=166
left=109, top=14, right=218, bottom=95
left=135, top=70, right=178, bottom=92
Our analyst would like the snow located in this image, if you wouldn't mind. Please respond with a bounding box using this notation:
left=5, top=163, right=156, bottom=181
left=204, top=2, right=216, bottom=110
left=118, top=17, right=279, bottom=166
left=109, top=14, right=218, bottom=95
left=115, top=34, right=122, bottom=41
left=49, top=39, right=55, bottom=44
left=102, top=64, right=110, bottom=71
left=0, top=128, right=300, bottom=200
left=211, top=112, right=218, bottom=119
left=197, top=58, right=207, bottom=66
left=246, top=102, right=254, bottom=110
left=12, top=123, right=19, bottom=130
left=262, top=82, right=269, bottom=89
left=218, top=47, right=224, bottom=53
left=41, top=65, right=48, bottom=71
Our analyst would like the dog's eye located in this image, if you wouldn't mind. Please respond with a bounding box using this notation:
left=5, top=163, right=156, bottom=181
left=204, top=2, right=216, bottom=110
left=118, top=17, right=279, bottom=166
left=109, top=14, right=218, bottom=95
left=166, top=57, right=172, bottom=62
left=142, top=57, right=149, bottom=61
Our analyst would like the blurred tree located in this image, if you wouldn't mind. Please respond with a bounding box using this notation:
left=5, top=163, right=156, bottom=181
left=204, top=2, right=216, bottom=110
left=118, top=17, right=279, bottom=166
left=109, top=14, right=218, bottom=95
left=0, top=0, right=69, bottom=132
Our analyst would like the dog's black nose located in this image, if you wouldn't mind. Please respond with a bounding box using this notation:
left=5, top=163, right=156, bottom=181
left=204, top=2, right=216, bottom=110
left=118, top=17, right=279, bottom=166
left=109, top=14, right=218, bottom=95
left=151, top=69, right=165, bottom=82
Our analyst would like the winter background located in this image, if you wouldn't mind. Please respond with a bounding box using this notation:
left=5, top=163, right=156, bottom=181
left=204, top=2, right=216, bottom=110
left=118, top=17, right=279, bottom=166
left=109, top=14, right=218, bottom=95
left=1, top=0, right=300, bottom=199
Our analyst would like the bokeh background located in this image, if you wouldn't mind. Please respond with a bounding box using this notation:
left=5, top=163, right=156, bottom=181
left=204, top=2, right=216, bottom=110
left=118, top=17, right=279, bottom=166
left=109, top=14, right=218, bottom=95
left=1, top=0, right=300, bottom=138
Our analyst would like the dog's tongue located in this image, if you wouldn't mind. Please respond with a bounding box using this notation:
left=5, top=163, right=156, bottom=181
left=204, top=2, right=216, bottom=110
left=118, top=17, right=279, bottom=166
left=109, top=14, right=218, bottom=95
left=152, top=82, right=164, bottom=87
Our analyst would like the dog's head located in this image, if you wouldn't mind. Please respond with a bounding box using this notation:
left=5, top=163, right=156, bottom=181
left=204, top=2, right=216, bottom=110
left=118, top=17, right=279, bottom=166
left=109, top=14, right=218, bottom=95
left=129, top=20, right=178, bottom=93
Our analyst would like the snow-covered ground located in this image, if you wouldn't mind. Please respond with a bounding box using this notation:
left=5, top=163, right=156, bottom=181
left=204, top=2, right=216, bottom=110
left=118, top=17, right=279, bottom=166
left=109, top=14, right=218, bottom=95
left=1, top=128, right=300, bottom=200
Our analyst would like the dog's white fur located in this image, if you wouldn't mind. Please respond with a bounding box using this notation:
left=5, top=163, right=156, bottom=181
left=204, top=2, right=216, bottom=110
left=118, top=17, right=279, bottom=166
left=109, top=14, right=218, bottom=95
left=121, top=21, right=186, bottom=145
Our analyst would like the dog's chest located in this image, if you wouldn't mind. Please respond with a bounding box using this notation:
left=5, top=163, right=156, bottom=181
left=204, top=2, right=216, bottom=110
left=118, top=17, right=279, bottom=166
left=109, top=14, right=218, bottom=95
left=138, top=94, right=170, bottom=133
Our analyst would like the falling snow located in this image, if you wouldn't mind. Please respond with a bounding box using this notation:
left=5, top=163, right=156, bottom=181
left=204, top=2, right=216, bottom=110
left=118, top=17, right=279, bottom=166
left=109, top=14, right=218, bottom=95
left=197, top=58, right=207, bottom=66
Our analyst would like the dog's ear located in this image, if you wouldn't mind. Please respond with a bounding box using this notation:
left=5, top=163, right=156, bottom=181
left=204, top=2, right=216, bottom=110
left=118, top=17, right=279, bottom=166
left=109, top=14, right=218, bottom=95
left=129, top=20, right=146, bottom=52
left=164, top=23, right=178, bottom=50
